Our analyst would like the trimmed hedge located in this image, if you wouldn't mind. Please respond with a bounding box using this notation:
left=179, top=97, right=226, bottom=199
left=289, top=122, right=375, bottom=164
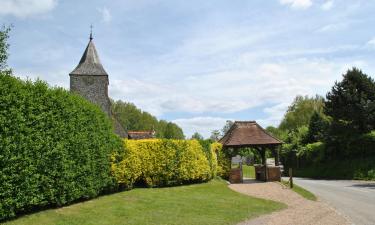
left=111, top=139, right=216, bottom=187
left=294, top=157, right=375, bottom=180
left=0, top=73, right=122, bottom=221
left=213, top=143, right=231, bottom=179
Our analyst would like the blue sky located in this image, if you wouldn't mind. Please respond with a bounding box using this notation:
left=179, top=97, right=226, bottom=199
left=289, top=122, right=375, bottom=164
left=1, top=0, right=375, bottom=138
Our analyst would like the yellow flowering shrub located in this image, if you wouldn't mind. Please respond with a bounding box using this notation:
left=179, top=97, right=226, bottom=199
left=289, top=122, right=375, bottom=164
left=211, top=142, right=231, bottom=179
left=111, top=139, right=212, bottom=187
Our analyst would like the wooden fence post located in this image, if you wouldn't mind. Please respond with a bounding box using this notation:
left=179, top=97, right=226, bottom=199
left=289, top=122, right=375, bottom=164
left=289, top=168, right=293, bottom=188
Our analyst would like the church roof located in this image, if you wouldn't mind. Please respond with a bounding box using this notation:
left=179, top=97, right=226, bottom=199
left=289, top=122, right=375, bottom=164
left=70, top=38, right=108, bottom=76
left=219, top=121, right=282, bottom=147
left=127, top=131, right=156, bottom=140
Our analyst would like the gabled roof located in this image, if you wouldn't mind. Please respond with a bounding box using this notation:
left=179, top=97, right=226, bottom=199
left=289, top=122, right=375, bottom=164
left=219, top=121, right=282, bottom=147
left=128, top=130, right=156, bottom=140
left=69, top=39, right=108, bottom=76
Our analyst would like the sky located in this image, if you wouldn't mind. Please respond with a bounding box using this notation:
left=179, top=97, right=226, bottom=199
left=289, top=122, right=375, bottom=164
left=1, top=0, right=375, bottom=138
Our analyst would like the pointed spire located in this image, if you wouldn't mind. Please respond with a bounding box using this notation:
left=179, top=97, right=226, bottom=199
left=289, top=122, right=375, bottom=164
left=69, top=32, right=108, bottom=76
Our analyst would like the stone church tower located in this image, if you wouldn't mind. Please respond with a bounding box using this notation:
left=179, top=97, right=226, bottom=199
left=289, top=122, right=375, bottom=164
left=69, top=33, right=127, bottom=137
left=69, top=33, right=112, bottom=117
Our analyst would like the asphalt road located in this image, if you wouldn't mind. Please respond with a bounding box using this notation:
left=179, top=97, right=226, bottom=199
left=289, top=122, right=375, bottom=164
left=291, top=178, right=375, bottom=225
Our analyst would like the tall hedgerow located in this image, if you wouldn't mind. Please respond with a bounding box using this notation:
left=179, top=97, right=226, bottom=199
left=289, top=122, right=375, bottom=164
left=111, top=139, right=212, bottom=188
left=212, top=143, right=231, bottom=179
left=0, top=73, right=122, bottom=221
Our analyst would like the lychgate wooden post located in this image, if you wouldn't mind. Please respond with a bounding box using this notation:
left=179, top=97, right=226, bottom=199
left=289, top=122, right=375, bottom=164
left=289, top=168, right=293, bottom=188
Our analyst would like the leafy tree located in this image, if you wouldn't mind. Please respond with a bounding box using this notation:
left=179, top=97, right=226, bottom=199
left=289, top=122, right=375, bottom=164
left=164, top=122, right=185, bottom=139
left=221, top=120, right=234, bottom=136
left=112, top=100, right=185, bottom=139
left=325, top=68, right=375, bottom=134
left=210, top=130, right=221, bottom=141
left=303, top=111, right=330, bottom=143
left=191, top=132, right=204, bottom=140
left=0, top=25, right=11, bottom=72
left=279, top=95, right=325, bottom=131
left=266, top=126, right=287, bottom=141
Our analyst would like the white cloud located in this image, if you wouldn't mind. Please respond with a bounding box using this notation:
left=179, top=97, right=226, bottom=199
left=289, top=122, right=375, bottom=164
left=279, top=0, right=312, bottom=9
left=316, top=23, right=347, bottom=33
left=172, top=117, right=231, bottom=138
left=0, top=0, right=57, bottom=18
left=257, top=103, right=289, bottom=128
left=367, top=37, right=375, bottom=48
left=321, top=0, right=334, bottom=10
left=98, top=7, right=112, bottom=23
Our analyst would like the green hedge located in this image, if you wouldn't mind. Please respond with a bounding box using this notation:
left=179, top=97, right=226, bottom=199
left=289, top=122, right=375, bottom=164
left=0, top=73, right=122, bottom=221
left=111, top=139, right=214, bottom=188
left=212, top=143, right=231, bottom=179
left=294, top=157, right=375, bottom=180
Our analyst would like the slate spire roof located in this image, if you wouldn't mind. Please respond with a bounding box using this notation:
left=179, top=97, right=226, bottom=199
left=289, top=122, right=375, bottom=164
left=219, top=121, right=282, bottom=147
left=69, top=35, right=108, bottom=76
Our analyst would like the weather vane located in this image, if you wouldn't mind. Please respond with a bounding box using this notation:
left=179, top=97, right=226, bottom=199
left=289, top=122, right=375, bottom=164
left=90, top=24, right=93, bottom=40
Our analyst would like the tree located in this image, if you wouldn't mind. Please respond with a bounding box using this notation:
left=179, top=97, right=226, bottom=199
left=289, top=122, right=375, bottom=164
left=221, top=120, right=234, bottom=136
left=325, top=68, right=375, bottom=134
left=112, top=100, right=185, bottom=139
left=0, top=25, right=11, bottom=72
left=210, top=130, right=221, bottom=141
left=191, top=132, right=204, bottom=140
left=279, top=95, right=325, bottom=131
left=164, top=122, right=185, bottom=139
left=304, top=111, right=329, bottom=144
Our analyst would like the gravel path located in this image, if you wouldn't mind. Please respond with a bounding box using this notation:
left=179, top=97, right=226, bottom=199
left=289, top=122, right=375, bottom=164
left=229, top=180, right=351, bottom=225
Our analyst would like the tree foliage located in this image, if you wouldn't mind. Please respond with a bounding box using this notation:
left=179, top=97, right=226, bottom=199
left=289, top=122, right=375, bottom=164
left=191, top=132, right=204, bottom=140
left=221, top=120, right=234, bottom=136
left=210, top=129, right=221, bottom=141
left=0, top=25, right=11, bottom=71
left=112, top=100, right=184, bottom=139
left=325, top=68, right=375, bottom=134
left=279, top=95, right=325, bottom=131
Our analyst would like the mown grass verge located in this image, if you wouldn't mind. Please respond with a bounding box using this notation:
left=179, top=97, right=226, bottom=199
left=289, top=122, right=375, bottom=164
left=5, top=179, right=285, bottom=225
left=281, top=180, right=317, bottom=201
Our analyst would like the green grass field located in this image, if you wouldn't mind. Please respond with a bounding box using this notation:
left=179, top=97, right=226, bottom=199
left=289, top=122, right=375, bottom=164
left=242, top=165, right=255, bottom=178
left=5, top=179, right=285, bottom=225
left=281, top=180, right=317, bottom=201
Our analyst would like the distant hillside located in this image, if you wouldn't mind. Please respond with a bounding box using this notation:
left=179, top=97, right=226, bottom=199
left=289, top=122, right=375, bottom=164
left=112, top=100, right=185, bottom=139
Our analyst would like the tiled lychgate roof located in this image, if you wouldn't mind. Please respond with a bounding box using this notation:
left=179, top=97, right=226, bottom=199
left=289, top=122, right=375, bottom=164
left=69, top=39, right=108, bottom=76
left=219, top=121, right=282, bottom=147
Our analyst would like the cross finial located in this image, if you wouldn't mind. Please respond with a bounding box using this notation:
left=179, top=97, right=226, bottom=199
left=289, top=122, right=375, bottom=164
left=89, top=24, right=93, bottom=40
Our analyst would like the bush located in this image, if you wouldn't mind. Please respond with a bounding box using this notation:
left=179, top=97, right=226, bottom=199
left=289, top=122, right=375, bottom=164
left=199, top=139, right=218, bottom=178
left=212, top=143, right=231, bottom=179
left=111, top=139, right=212, bottom=187
left=0, top=73, right=122, bottom=221
left=294, top=157, right=375, bottom=180
left=297, top=142, right=325, bottom=164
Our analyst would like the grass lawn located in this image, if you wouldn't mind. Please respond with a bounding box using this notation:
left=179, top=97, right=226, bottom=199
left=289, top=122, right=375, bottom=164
left=281, top=180, right=317, bottom=201
left=242, top=165, right=255, bottom=179
left=5, top=179, right=285, bottom=225
left=231, top=164, right=255, bottom=179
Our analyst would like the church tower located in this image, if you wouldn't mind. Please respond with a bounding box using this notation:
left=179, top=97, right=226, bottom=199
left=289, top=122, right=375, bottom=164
left=69, top=32, right=112, bottom=117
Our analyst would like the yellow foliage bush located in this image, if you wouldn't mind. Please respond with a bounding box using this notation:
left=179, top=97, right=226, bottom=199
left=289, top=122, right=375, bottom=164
left=212, top=142, right=231, bottom=179
left=111, top=139, right=212, bottom=187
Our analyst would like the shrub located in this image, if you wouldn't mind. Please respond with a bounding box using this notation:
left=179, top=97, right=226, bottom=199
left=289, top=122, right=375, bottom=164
left=199, top=139, right=218, bottom=178
left=212, top=143, right=231, bottom=179
left=0, top=73, right=122, bottom=221
left=111, top=139, right=212, bottom=187
left=297, top=142, right=325, bottom=164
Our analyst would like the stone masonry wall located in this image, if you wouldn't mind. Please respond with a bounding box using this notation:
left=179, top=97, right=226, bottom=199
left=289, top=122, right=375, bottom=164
left=70, top=75, right=112, bottom=117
